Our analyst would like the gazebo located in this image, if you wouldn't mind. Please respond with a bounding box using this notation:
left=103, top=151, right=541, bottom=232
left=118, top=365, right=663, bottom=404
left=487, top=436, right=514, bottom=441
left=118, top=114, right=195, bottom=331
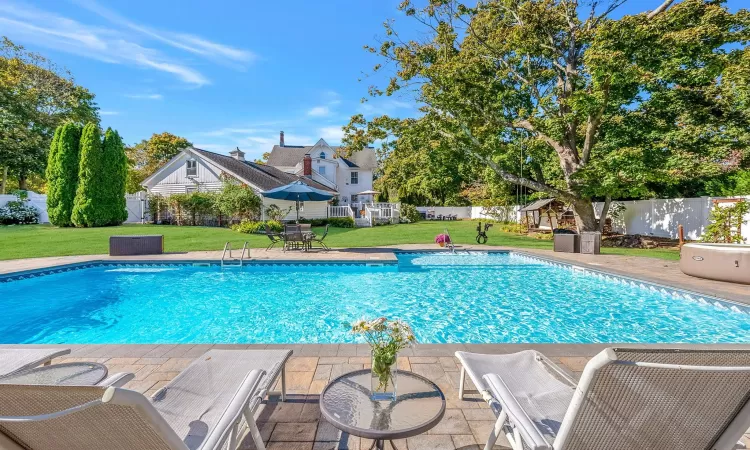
left=518, top=198, right=576, bottom=233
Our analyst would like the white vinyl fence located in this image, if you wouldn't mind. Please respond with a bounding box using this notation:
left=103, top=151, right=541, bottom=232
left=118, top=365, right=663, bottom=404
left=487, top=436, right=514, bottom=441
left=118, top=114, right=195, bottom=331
left=595, top=196, right=750, bottom=242
left=0, top=192, right=49, bottom=223
left=418, top=195, right=750, bottom=242
left=415, top=206, right=521, bottom=221
left=3, top=192, right=748, bottom=241
left=1, top=192, right=147, bottom=224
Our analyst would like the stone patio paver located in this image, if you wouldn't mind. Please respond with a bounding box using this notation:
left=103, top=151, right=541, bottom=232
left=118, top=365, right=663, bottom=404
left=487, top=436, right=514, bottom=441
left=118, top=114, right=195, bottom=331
left=2, top=344, right=749, bottom=448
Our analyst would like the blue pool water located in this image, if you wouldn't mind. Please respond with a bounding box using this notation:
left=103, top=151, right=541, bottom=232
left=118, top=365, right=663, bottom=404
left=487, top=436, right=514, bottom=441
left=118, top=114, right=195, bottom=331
left=1, top=252, right=749, bottom=344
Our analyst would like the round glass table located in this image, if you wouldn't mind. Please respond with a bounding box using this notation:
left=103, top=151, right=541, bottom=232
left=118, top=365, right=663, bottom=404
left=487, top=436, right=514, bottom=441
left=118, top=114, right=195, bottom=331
left=320, top=369, right=445, bottom=450
left=0, top=362, right=108, bottom=386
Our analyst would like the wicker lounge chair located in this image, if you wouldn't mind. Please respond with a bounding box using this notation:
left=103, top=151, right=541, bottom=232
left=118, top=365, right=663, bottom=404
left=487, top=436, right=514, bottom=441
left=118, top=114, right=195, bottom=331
left=308, top=224, right=330, bottom=251
left=456, top=348, right=750, bottom=450
left=0, top=349, right=292, bottom=450
left=264, top=225, right=282, bottom=251
left=0, top=348, right=71, bottom=377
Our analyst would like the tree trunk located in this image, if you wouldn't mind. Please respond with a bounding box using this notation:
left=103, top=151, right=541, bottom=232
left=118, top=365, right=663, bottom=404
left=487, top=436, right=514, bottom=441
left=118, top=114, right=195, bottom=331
left=572, top=198, right=597, bottom=231
left=0, top=167, right=7, bottom=194
left=18, top=175, right=27, bottom=191
left=597, top=196, right=612, bottom=233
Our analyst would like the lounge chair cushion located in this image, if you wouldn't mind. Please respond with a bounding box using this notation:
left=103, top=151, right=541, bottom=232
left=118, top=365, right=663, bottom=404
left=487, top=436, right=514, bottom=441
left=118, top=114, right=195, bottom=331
left=457, top=351, right=575, bottom=449
left=0, top=348, right=70, bottom=376
left=151, top=349, right=291, bottom=450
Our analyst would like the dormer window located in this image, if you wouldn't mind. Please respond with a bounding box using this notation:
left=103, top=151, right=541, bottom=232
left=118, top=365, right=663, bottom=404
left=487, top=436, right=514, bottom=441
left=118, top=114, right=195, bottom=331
left=186, top=159, right=197, bottom=177
left=319, top=152, right=326, bottom=159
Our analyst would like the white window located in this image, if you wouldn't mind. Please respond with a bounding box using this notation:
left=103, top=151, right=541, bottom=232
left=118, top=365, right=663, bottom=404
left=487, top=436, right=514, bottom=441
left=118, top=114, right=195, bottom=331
left=319, top=151, right=326, bottom=159
left=318, top=166, right=326, bottom=176
left=350, top=171, right=359, bottom=185
left=186, top=160, right=197, bottom=177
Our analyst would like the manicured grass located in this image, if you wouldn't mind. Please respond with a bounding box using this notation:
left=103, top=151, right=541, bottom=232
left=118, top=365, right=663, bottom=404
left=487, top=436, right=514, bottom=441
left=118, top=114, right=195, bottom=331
left=0, top=222, right=680, bottom=261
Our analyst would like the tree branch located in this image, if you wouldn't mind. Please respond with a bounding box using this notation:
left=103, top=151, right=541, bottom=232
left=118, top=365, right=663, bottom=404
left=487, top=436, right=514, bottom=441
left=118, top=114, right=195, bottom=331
left=436, top=124, right=574, bottom=201
left=647, top=0, right=675, bottom=19
left=582, top=78, right=611, bottom=165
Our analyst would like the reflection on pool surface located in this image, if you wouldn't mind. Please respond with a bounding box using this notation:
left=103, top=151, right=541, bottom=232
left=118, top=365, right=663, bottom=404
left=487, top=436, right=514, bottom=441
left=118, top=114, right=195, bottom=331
left=1, top=252, right=748, bottom=344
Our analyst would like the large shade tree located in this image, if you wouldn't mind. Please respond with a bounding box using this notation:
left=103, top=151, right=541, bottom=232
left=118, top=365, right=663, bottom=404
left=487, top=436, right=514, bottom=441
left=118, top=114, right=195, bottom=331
left=125, top=132, right=191, bottom=193
left=0, top=37, right=98, bottom=192
left=343, top=0, right=750, bottom=230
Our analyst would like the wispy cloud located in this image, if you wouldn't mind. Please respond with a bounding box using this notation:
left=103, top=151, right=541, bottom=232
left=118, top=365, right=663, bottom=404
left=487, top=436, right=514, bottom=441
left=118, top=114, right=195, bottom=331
left=73, top=0, right=256, bottom=66
left=190, top=126, right=315, bottom=160
left=99, top=110, right=120, bottom=115
left=319, top=126, right=344, bottom=143
left=0, top=1, right=251, bottom=87
left=125, top=93, right=163, bottom=100
left=307, top=106, right=330, bottom=117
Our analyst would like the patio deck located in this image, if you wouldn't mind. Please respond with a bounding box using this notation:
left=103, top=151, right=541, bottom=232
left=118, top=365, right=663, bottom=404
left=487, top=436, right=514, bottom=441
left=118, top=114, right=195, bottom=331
left=2, top=343, right=749, bottom=449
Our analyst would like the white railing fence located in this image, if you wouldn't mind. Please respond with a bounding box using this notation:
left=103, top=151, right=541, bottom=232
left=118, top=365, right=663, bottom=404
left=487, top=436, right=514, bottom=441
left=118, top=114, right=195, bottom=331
left=328, top=206, right=351, bottom=218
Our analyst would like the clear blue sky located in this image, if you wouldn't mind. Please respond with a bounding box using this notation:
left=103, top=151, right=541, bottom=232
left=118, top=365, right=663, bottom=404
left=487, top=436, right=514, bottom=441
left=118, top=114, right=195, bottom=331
left=1, top=0, right=744, bottom=160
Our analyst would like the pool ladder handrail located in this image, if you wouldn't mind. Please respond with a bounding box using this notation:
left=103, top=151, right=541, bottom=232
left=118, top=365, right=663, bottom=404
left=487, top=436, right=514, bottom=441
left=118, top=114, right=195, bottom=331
left=221, top=241, right=249, bottom=268
left=444, top=228, right=455, bottom=254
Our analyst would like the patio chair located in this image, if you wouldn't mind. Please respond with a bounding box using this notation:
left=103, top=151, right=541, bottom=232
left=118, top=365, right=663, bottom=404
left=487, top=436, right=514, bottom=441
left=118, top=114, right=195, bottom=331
left=308, top=224, right=330, bottom=251
left=263, top=225, right=282, bottom=251
left=0, top=348, right=71, bottom=377
left=456, top=348, right=750, bottom=450
left=0, top=349, right=292, bottom=450
left=283, top=224, right=304, bottom=251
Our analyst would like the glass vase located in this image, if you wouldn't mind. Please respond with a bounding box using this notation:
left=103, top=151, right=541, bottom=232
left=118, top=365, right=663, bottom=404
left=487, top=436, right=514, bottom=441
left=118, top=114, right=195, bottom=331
left=370, top=349, right=397, bottom=401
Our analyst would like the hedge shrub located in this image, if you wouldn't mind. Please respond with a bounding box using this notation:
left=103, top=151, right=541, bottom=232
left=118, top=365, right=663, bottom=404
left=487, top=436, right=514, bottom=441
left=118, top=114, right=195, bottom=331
left=101, top=128, right=128, bottom=225
left=328, top=217, right=354, bottom=228
left=0, top=199, right=40, bottom=225
left=297, top=217, right=354, bottom=228
left=400, top=204, right=421, bottom=223
left=72, top=123, right=107, bottom=227
left=232, top=219, right=283, bottom=234
left=46, top=123, right=81, bottom=226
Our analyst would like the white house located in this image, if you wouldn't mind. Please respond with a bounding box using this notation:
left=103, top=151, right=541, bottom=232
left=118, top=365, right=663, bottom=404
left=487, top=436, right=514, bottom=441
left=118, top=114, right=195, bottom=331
left=266, top=131, right=377, bottom=208
left=141, top=146, right=336, bottom=221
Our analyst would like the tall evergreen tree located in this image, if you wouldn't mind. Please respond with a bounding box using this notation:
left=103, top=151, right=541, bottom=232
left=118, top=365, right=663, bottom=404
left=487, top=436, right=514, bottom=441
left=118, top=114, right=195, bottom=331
left=46, top=123, right=81, bottom=226
left=44, top=126, right=62, bottom=213
left=101, top=128, right=128, bottom=225
left=72, top=123, right=106, bottom=227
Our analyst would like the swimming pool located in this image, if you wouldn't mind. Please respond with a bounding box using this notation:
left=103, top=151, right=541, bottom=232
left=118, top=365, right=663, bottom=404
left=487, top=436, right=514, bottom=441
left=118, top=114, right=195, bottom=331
left=1, top=252, right=749, bottom=344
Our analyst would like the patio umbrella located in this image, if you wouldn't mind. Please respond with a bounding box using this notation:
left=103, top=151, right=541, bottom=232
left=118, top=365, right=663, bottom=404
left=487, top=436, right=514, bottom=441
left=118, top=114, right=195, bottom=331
left=262, top=181, right=334, bottom=223
left=356, top=189, right=381, bottom=205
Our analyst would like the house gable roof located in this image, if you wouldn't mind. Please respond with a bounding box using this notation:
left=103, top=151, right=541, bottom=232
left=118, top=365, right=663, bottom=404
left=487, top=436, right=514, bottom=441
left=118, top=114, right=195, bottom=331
left=142, top=147, right=334, bottom=193
left=266, top=139, right=377, bottom=170
left=191, top=148, right=334, bottom=192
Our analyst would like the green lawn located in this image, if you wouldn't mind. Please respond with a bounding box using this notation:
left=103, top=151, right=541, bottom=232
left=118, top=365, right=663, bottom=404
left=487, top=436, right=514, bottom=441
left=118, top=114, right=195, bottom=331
left=0, top=222, right=680, bottom=261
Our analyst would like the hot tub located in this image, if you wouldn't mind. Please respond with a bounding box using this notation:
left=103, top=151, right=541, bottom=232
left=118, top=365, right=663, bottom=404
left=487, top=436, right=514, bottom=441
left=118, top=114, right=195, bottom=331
left=680, top=243, right=750, bottom=284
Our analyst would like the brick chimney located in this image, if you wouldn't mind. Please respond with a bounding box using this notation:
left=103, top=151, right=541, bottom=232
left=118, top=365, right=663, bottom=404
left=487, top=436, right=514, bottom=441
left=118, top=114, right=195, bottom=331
left=229, top=147, right=245, bottom=161
left=303, top=154, right=312, bottom=176
left=279, top=131, right=285, bottom=147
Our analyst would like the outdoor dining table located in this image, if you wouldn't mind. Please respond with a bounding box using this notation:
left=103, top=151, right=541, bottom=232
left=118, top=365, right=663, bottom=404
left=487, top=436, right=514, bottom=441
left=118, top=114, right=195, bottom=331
left=280, top=230, right=316, bottom=251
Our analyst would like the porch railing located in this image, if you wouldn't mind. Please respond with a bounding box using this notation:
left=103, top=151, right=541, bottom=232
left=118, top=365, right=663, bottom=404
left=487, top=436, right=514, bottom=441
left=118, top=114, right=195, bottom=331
left=328, top=206, right=351, bottom=218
